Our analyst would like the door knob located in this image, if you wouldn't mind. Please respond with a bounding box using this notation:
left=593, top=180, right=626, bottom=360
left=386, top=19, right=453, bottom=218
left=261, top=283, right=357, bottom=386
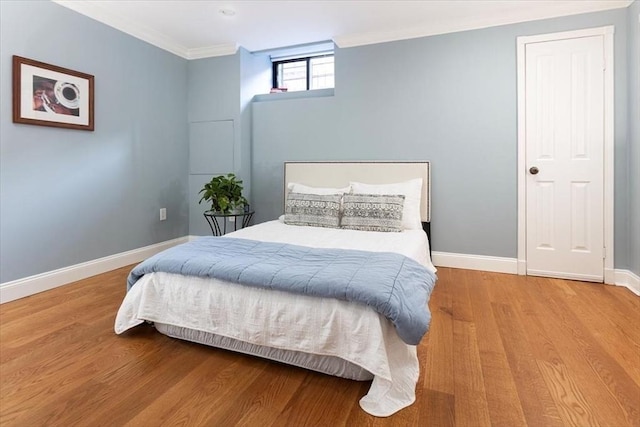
left=529, top=166, right=539, bottom=175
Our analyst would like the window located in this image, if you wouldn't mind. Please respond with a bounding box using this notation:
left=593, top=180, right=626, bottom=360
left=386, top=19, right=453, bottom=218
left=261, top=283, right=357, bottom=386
left=272, top=54, right=334, bottom=92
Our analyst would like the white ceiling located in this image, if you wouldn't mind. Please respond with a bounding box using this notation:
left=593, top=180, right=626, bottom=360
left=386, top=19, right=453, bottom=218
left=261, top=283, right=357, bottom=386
left=54, top=0, right=632, bottom=59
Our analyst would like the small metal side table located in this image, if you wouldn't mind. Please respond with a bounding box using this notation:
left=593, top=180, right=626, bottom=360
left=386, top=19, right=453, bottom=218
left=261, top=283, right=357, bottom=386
left=203, top=210, right=254, bottom=236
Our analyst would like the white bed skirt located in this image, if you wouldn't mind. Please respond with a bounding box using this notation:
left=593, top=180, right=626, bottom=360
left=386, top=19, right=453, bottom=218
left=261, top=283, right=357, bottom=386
left=154, top=322, right=374, bottom=381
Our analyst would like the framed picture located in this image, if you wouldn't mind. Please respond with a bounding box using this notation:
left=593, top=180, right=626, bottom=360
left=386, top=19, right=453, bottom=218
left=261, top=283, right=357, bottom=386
left=12, top=55, right=94, bottom=131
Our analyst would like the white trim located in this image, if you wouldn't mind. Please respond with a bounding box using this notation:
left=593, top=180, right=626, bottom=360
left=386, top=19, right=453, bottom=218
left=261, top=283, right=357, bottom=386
left=516, top=26, right=615, bottom=45
left=516, top=35, right=527, bottom=276
left=603, top=27, right=615, bottom=284
left=431, top=251, right=518, bottom=274
left=333, top=2, right=628, bottom=49
left=604, top=267, right=616, bottom=285
left=0, top=237, right=188, bottom=304
left=187, top=44, right=239, bottom=60
left=613, top=270, right=640, bottom=296
left=516, top=26, right=615, bottom=283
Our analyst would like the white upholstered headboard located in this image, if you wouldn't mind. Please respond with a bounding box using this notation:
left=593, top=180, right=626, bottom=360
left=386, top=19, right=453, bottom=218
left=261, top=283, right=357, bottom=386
left=284, top=161, right=431, bottom=223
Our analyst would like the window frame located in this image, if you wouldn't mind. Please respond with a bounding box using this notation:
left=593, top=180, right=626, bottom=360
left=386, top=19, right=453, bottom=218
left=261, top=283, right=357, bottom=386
left=272, top=53, right=334, bottom=92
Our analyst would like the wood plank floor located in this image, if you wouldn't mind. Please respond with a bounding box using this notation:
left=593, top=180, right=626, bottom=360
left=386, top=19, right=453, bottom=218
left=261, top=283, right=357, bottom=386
left=1, top=266, right=639, bottom=426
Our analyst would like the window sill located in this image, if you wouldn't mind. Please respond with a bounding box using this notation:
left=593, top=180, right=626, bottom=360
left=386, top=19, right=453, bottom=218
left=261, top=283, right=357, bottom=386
left=253, top=88, right=334, bottom=103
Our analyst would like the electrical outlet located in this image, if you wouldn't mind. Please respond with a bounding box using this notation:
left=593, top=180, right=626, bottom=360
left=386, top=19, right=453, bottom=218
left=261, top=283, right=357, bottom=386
left=160, top=208, right=167, bottom=221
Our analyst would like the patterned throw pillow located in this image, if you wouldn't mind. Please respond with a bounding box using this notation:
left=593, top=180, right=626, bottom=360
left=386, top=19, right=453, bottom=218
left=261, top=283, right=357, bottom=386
left=341, top=194, right=405, bottom=232
left=284, top=192, right=341, bottom=228
left=350, top=178, right=423, bottom=230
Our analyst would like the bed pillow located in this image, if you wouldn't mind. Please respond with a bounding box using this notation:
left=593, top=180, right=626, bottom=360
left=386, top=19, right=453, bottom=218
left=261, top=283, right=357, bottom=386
left=284, top=192, right=341, bottom=228
left=341, top=194, right=405, bottom=232
left=350, top=179, right=422, bottom=230
left=287, top=182, right=351, bottom=195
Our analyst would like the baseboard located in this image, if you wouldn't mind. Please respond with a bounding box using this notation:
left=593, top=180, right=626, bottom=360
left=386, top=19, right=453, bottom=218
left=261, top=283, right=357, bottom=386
left=431, top=251, right=518, bottom=274
left=0, top=236, right=189, bottom=304
left=4, top=243, right=634, bottom=304
left=613, top=270, right=640, bottom=296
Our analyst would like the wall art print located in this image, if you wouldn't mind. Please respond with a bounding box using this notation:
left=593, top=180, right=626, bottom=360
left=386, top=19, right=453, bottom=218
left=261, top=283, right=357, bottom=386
left=12, top=55, right=94, bottom=131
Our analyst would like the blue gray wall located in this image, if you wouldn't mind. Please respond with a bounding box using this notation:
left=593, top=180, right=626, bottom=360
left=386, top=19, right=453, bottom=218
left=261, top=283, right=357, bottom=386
left=628, top=1, right=640, bottom=276
left=0, top=0, right=189, bottom=283
left=187, top=54, right=240, bottom=236
left=186, top=48, right=269, bottom=236
left=251, top=8, right=632, bottom=267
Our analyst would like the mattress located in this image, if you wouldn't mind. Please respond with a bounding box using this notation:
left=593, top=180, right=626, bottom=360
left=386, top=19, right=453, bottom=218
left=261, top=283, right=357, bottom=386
left=115, top=220, right=435, bottom=417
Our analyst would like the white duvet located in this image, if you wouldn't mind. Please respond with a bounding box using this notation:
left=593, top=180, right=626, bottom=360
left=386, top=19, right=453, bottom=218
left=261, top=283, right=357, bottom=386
left=115, top=220, right=436, bottom=417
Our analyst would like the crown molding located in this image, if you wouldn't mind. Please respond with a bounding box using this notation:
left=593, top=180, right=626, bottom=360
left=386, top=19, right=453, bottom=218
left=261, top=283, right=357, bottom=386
left=187, top=44, right=239, bottom=60
left=334, top=0, right=632, bottom=48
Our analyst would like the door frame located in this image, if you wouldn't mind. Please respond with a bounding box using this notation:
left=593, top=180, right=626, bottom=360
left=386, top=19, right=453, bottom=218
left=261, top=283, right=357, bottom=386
left=516, top=26, right=615, bottom=283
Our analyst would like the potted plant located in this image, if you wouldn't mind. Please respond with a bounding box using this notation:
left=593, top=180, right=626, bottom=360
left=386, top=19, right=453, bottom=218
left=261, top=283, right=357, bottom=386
left=198, top=173, right=248, bottom=214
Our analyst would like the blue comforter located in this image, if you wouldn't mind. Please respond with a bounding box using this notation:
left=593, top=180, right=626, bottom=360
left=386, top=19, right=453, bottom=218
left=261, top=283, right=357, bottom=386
left=127, top=237, right=437, bottom=345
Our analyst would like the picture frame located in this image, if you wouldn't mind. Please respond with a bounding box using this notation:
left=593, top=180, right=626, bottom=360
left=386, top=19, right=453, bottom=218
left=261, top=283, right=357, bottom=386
left=12, top=55, right=94, bottom=131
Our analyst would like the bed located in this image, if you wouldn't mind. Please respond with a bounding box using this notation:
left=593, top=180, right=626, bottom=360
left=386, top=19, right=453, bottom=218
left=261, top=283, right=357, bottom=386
left=115, top=161, right=436, bottom=417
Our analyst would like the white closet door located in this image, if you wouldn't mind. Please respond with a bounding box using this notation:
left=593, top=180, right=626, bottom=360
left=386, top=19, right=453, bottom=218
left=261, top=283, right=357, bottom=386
left=525, top=35, right=605, bottom=282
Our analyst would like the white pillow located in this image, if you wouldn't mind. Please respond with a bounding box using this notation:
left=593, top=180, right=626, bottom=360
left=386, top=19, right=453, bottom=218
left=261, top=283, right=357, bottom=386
left=287, top=182, right=351, bottom=195
left=350, top=178, right=423, bottom=230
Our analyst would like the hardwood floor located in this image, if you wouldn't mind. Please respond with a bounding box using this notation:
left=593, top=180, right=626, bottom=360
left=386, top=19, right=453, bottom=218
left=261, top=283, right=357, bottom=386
left=1, top=266, right=638, bottom=426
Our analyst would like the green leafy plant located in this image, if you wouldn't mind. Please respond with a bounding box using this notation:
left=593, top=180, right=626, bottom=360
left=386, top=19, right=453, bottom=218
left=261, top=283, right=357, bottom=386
left=198, top=173, right=248, bottom=213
